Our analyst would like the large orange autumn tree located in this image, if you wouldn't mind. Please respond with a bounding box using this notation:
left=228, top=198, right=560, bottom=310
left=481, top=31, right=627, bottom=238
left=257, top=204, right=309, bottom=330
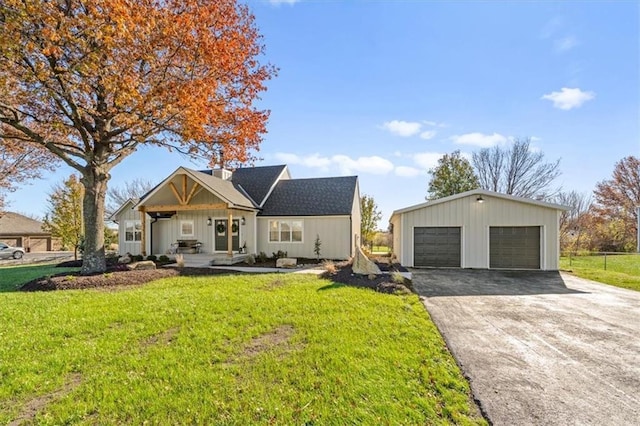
left=0, top=0, right=275, bottom=273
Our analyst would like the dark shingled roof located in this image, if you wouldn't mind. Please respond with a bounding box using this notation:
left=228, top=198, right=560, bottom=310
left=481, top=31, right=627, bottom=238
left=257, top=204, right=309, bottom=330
left=231, top=165, right=287, bottom=206
left=259, top=176, right=358, bottom=216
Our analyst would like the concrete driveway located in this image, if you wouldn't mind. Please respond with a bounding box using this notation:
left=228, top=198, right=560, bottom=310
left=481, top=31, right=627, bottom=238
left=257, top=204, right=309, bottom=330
left=412, top=269, right=640, bottom=426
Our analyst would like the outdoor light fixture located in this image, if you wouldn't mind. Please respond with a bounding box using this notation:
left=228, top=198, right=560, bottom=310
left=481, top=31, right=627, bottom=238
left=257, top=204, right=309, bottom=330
left=241, top=216, right=246, bottom=226
left=476, top=195, right=484, bottom=203
left=207, top=217, right=212, bottom=226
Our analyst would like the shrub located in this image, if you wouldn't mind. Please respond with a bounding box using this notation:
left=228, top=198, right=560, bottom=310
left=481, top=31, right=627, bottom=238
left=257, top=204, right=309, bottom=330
left=272, top=250, right=288, bottom=260
left=132, top=254, right=144, bottom=262
left=175, top=254, right=185, bottom=269
left=246, top=254, right=256, bottom=265
left=391, top=271, right=405, bottom=284
left=257, top=252, right=269, bottom=263
left=314, top=234, right=322, bottom=260
left=158, top=255, right=170, bottom=264
left=146, top=254, right=157, bottom=262
left=323, top=260, right=337, bottom=274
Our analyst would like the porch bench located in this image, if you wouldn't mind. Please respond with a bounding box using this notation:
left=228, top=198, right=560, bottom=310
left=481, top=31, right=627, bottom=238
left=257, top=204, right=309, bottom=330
left=174, top=239, right=202, bottom=254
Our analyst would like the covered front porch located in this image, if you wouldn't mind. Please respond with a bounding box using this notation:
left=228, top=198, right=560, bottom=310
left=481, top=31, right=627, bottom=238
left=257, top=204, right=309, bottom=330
left=135, top=168, right=258, bottom=258
left=159, top=253, right=249, bottom=267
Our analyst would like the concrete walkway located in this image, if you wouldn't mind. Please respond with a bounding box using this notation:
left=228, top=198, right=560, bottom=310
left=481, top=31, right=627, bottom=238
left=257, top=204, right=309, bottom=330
left=412, top=269, right=640, bottom=426
left=178, top=256, right=326, bottom=274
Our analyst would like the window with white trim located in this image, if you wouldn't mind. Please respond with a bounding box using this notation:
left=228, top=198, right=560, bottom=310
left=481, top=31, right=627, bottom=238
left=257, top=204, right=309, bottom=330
left=124, top=220, right=142, bottom=242
left=180, top=220, right=194, bottom=237
left=269, top=220, right=303, bottom=242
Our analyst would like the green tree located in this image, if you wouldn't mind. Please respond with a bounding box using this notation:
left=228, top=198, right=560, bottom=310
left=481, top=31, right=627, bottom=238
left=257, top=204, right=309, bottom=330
left=43, top=175, right=84, bottom=260
left=360, top=194, right=382, bottom=248
left=427, top=150, right=479, bottom=199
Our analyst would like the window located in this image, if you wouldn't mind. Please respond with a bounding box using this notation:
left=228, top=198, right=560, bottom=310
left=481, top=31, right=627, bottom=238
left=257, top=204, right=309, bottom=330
left=268, top=220, right=303, bottom=243
left=124, top=220, right=142, bottom=242
left=180, top=220, right=194, bottom=237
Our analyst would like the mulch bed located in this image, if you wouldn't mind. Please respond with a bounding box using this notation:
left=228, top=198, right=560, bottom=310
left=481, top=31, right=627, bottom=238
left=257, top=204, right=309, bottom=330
left=321, top=261, right=413, bottom=295
left=19, top=267, right=241, bottom=292
left=21, top=258, right=412, bottom=295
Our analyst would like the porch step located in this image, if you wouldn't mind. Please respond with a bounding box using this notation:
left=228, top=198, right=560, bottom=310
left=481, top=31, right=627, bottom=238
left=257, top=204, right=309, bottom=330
left=210, top=254, right=248, bottom=266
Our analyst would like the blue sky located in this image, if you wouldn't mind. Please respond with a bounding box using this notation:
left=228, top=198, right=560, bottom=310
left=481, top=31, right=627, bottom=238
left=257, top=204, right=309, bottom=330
left=7, top=0, right=639, bottom=226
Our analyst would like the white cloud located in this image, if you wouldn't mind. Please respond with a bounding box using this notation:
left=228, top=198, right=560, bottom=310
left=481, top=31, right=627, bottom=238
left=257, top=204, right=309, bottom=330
left=275, top=152, right=394, bottom=175
left=450, top=132, right=508, bottom=148
left=419, top=130, right=437, bottom=140
left=394, top=166, right=422, bottom=177
left=554, top=36, right=579, bottom=52
left=332, top=155, right=394, bottom=175
left=380, top=120, right=422, bottom=137
left=413, top=152, right=443, bottom=170
left=422, top=120, right=447, bottom=128
left=274, top=152, right=331, bottom=170
left=541, top=87, right=595, bottom=110
left=268, top=0, right=300, bottom=5
left=540, top=17, right=563, bottom=39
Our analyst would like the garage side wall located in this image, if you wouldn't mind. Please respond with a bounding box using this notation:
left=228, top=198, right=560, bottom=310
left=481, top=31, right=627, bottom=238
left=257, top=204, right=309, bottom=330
left=400, top=194, right=560, bottom=270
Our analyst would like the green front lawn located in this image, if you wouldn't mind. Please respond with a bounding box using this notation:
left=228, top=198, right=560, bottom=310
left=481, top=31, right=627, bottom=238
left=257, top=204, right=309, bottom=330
left=560, top=254, right=640, bottom=292
left=0, top=272, right=484, bottom=424
left=0, top=263, right=80, bottom=292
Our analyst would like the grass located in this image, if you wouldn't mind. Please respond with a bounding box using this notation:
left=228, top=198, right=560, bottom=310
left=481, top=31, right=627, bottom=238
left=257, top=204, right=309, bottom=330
left=0, top=263, right=80, bottom=292
left=0, top=271, right=485, bottom=425
left=371, top=246, right=391, bottom=253
left=560, top=254, right=640, bottom=292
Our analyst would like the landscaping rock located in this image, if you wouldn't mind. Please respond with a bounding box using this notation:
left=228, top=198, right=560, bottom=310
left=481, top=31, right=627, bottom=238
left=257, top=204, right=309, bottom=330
left=276, top=258, right=297, bottom=268
left=118, top=254, right=132, bottom=264
left=127, top=260, right=156, bottom=271
left=352, top=246, right=381, bottom=275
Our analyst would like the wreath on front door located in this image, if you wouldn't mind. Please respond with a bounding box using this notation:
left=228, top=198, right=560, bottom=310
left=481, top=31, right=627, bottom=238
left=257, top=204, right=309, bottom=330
left=231, top=223, right=239, bottom=233
left=216, top=222, right=226, bottom=234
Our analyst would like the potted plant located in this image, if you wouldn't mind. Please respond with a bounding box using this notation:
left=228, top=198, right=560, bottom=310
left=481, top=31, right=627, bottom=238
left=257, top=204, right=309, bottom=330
left=239, top=242, right=247, bottom=254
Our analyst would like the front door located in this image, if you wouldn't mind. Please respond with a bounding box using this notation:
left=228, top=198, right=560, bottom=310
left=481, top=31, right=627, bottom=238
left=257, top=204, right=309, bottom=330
left=214, top=219, right=240, bottom=252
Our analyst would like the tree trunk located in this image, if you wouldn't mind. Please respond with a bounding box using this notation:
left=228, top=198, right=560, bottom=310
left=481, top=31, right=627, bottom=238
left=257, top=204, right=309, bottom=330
left=80, top=168, right=109, bottom=274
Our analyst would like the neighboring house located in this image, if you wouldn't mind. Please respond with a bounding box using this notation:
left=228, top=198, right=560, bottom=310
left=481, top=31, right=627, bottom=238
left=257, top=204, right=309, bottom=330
left=111, top=165, right=361, bottom=260
left=0, top=212, right=61, bottom=252
left=390, top=189, right=569, bottom=270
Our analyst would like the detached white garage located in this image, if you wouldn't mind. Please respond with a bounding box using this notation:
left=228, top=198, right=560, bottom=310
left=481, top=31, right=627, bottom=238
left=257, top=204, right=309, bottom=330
left=389, top=189, right=568, bottom=270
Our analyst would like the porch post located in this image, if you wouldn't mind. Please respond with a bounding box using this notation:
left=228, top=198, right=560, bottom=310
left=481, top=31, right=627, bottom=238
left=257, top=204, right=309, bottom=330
left=139, top=207, right=147, bottom=256
left=227, top=210, right=233, bottom=257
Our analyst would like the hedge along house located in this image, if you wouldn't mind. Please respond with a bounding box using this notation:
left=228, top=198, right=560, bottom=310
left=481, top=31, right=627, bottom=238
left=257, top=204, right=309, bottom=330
left=111, top=165, right=361, bottom=262
left=389, top=189, right=569, bottom=270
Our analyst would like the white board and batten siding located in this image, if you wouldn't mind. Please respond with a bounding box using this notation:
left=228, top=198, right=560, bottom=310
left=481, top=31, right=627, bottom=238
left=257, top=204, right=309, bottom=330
left=116, top=201, right=143, bottom=255
left=150, top=210, right=256, bottom=255
left=256, top=216, right=353, bottom=260
left=393, top=192, right=563, bottom=270
left=116, top=188, right=258, bottom=256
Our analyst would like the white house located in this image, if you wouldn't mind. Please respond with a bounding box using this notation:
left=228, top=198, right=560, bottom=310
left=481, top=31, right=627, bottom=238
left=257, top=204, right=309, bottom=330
left=111, top=165, right=361, bottom=261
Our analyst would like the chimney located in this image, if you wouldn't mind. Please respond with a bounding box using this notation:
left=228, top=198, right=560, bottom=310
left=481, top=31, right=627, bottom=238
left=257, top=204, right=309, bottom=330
left=212, top=168, right=232, bottom=180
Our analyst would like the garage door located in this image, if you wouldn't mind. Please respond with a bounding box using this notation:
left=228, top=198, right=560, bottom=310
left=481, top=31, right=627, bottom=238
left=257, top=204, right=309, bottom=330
left=414, top=227, right=461, bottom=267
left=490, top=226, right=540, bottom=269
left=29, top=238, right=50, bottom=252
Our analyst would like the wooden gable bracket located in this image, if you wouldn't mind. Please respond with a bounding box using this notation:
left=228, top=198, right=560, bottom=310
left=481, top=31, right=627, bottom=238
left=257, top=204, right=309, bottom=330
left=168, top=174, right=201, bottom=205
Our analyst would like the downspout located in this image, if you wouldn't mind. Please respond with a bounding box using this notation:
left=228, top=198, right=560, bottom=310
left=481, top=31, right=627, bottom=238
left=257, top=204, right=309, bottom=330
left=350, top=216, right=353, bottom=258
